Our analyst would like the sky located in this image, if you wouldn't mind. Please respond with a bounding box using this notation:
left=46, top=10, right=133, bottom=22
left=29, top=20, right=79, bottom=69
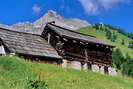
left=0, top=0, right=133, bottom=32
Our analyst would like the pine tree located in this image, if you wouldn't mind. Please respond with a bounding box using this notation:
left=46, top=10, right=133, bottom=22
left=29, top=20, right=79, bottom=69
left=112, top=48, right=125, bottom=70
left=106, top=30, right=112, bottom=40
left=121, top=39, right=125, bottom=45
left=125, top=53, right=131, bottom=61
left=113, top=32, right=117, bottom=41
left=111, top=32, right=117, bottom=42
left=106, top=31, right=117, bottom=42
left=128, top=40, right=133, bottom=49
left=121, top=53, right=133, bottom=77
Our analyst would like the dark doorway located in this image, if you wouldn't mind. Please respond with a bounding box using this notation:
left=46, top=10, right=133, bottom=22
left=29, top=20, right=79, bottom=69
left=104, top=66, right=108, bottom=74
left=87, top=62, right=92, bottom=70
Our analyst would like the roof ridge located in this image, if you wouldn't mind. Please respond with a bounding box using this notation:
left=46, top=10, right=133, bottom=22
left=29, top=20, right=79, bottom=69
left=0, top=27, right=41, bottom=36
left=47, top=23, right=96, bottom=38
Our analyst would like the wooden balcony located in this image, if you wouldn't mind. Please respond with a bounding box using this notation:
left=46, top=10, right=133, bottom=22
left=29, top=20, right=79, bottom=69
left=65, top=51, right=112, bottom=65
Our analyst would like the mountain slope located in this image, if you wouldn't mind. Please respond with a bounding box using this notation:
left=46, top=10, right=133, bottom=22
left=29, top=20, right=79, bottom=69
left=77, top=26, right=133, bottom=57
left=34, top=10, right=90, bottom=30
left=9, top=10, right=90, bottom=34
left=0, top=56, right=133, bottom=89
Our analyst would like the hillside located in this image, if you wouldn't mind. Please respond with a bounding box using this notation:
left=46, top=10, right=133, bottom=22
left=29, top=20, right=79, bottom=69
left=0, top=56, right=133, bottom=89
left=77, top=26, right=133, bottom=58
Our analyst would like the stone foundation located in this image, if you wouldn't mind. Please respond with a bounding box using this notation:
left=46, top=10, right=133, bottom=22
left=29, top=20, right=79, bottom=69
left=99, top=66, right=105, bottom=74
left=82, top=63, right=88, bottom=70
left=62, top=60, right=81, bottom=70
left=92, top=64, right=100, bottom=72
left=62, top=59, right=117, bottom=76
left=108, top=67, right=117, bottom=76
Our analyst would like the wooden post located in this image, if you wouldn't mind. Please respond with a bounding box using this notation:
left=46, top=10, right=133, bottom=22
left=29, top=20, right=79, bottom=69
left=85, top=49, right=88, bottom=61
left=48, top=33, right=51, bottom=44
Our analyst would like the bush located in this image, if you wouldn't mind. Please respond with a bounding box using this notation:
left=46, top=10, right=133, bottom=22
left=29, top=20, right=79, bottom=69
left=112, top=48, right=126, bottom=70
left=128, top=40, right=133, bottom=49
left=121, top=60, right=133, bottom=77
left=111, top=32, right=117, bottom=42
left=27, top=79, right=49, bottom=89
left=106, top=30, right=117, bottom=42
left=106, top=30, right=112, bottom=39
left=121, top=39, right=125, bottom=45
left=0, top=56, right=27, bottom=72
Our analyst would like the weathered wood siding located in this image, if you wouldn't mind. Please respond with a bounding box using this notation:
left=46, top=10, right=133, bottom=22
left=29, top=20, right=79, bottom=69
left=42, top=24, right=116, bottom=76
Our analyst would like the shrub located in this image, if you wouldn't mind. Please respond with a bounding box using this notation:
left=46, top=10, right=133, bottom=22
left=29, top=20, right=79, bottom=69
left=106, top=30, right=112, bottom=40
left=121, top=59, right=133, bottom=77
left=112, top=48, right=126, bottom=70
left=128, top=40, right=133, bottom=49
left=27, top=79, right=49, bottom=89
left=121, top=39, right=125, bottom=45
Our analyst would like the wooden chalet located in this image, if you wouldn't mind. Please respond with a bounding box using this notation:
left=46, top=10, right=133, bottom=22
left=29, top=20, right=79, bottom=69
left=0, top=22, right=116, bottom=75
left=42, top=22, right=116, bottom=75
left=0, top=27, right=62, bottom=64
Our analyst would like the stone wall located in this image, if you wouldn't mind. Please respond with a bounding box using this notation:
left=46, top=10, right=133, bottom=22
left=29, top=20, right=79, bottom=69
left=62, top=60, right=81, bottom=70
left=82, top=63, right=88, bottom=70
left=62, top=59, right=117, bottom=76
left=99, top=66, right=105, bottom=74
left=92, top=64, right=100, bottom=72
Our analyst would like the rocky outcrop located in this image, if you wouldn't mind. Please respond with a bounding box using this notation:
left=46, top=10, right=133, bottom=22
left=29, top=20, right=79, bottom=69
left=34, top=10, right=90, bottom=30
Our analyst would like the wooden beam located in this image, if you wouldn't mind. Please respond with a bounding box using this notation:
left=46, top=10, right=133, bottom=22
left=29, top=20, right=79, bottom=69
left=48, top=33, right=51, bottom=44
left=85, top=49, right=88, bottom=61
left=63, top=38, right=68, bottom=42
left=80, top=42, right=84, bottom=45
left=73, top=40, right=77, bottom=43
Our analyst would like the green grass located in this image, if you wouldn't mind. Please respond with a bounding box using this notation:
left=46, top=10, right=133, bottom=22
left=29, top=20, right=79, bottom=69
left=77, top=27, right=133, bottom=57
left=0, top=56, right=133, bottom=89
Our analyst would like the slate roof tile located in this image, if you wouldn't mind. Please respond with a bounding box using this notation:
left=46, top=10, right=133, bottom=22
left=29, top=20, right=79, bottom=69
left=0, top=28, right=61, bottom=59
left=46, top=23, right=114, bottom=47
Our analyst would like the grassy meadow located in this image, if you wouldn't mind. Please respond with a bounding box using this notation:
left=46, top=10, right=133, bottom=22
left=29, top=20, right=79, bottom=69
left=0, top=56, right=133, bottom=89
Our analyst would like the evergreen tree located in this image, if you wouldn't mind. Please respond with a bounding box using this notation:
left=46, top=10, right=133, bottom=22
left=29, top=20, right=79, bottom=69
left=112, top=48, right=126, bottom=70
left=114, top=32, right=117, bottom=41
left=128, top=40, right=133, bottom=49
left=121, top=54, right=133, bottom=77
left=128, top=33, right=133, bottom=39
left=106, top=31, right=117, bottom=42
left=125, top=53, right=131, bottom=61
left=106, top=30, right=112, bottom=40
left=121, top=59, right=133, bottom=77
left=121, top=39, right=125, bottom=45
left=111, top=32, right=117, bottom=42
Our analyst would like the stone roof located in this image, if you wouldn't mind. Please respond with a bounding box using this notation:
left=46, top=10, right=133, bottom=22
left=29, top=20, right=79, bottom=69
left=0, top=27, right=61, bottom=59
left=46, top=23, right=114, bottom=47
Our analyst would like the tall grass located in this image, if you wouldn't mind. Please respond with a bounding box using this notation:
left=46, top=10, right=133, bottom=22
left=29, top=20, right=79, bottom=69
left=0, top=56, right=133, bottom=89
